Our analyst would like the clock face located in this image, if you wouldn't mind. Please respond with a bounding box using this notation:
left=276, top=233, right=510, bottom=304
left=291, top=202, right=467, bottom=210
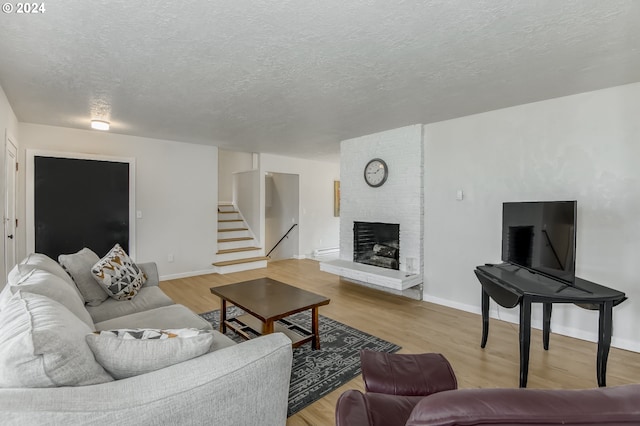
left=364, top=158, right=388, bottom=187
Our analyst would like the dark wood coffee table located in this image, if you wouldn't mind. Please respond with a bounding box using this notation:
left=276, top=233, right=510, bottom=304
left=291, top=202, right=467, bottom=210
left=209, top=277, right=331, bottom=350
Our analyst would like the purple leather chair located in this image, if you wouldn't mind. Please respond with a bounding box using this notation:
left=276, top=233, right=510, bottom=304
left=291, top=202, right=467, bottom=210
left=336, top=350, right=640, bottom=426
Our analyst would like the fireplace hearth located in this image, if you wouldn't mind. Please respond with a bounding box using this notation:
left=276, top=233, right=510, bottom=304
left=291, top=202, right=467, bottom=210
left=353, top=222, right=400, bottom=270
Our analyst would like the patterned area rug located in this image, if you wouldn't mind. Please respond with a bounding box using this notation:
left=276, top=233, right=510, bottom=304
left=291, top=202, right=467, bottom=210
left=200, top=307, right=401, bottom=417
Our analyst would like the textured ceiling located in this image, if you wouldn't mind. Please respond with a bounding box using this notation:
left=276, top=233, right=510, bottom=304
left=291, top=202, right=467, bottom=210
left=1, top=0, right=639, bottom=161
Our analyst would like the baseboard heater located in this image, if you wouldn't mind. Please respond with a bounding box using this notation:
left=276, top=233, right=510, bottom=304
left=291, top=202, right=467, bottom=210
left=313, top=247, right=339, bottom=257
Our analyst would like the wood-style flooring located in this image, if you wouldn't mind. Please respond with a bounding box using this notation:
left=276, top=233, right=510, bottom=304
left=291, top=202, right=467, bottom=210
left=160, top=259, right=640, bottom=426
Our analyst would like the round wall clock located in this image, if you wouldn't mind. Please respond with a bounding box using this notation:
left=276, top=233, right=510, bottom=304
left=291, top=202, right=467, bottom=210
left=364, top=158, right=388, bottom=187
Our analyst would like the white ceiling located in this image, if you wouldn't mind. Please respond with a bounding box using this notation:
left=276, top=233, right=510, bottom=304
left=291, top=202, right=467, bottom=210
left=1, top=0, right=639, bottom=162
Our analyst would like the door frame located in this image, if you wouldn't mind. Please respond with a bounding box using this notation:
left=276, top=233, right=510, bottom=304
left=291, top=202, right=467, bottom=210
left=4, top=132, right=17, bottom=276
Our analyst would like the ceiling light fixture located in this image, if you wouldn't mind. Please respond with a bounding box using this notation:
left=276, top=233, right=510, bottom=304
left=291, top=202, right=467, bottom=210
left=91, top=120, right=110, bottom=131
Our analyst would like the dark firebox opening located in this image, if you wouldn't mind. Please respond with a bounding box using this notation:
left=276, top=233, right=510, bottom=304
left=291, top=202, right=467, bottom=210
left=353, top=222, right=400, bottom=270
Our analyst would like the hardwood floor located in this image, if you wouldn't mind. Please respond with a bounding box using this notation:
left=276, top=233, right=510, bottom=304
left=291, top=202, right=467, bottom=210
left=160, top=259, right=640, bottom=426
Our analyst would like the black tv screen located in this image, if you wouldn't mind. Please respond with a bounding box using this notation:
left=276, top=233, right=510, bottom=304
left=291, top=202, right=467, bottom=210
left=501, top=201, right=577, bottom=283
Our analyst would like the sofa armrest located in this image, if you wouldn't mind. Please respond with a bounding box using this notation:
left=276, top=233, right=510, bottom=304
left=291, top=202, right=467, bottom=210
left=137, top=262, right=159, bottom=287
left=0, top=333, right=293, bottom=426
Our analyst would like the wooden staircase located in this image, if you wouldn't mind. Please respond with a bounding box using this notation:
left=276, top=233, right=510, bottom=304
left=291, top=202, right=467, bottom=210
left=212, top=203, right=268, bottom=273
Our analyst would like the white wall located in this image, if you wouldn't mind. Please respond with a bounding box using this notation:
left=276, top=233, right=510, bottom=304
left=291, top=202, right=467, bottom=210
left=265, top=173, right=299, bottom=260
left=218, top=150, right=253, bottom=203
left=0, top=84, right=19, bottom=284
left=340, top=125, right=423, bottom=275
left=17, top=123, right=219, bottom=280
left=260, top=153, right=340, bottom=258
left=234, top=169, right=261, bottom=245
left=423, top=82, right=640, bottom=352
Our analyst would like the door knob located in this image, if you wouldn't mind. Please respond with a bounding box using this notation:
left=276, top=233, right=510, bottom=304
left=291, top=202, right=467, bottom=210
left=7, top=235, right=13, bottom=239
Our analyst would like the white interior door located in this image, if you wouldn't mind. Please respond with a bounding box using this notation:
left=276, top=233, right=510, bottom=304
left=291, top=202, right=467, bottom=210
left=4, top=135, right=17, bottom=276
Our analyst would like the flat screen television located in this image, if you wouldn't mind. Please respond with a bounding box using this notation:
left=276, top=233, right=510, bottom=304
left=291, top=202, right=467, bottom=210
left=501, top=200, right=577, bottom=284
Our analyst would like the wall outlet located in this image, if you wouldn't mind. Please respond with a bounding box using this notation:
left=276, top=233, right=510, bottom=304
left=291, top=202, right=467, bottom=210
left=167, top=254, right=174, bottom=262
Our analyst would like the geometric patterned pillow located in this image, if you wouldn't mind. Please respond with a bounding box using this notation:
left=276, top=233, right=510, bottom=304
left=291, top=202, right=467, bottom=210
left=91, top=244, right=147, bottom=301
left=95, top=328, right=207, bottom=340
left=86, top=328, right=214, bottom=379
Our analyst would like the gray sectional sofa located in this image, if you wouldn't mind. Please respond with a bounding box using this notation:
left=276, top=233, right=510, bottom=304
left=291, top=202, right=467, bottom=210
left=0, top=253, right=293, bottom=425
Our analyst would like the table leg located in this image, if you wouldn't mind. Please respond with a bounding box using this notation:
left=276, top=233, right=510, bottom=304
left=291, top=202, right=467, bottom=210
left=481, top=288, right=489, bottom=348
left=543, top=303, right=552, bottom=350
left=519, top=299, right=532, bottom=388
left=220, top=299, right=227, bottom=334
left=597, top=300, right=613, bottom=387
left=262, top=320, right=274, bottom=335
left=312, top=307, right=320, bottom=350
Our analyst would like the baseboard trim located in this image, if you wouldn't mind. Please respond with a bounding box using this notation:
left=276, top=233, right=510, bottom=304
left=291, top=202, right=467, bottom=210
left=422, top=294, right=640, bottom=354
left=159, top=269, right=215, bottom=281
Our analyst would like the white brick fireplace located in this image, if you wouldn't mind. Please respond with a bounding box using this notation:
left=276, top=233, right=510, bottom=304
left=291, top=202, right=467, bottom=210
left=320, top=124, right=423, bottom=292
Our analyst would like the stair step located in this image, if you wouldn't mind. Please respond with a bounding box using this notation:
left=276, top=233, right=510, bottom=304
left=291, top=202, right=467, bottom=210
left=218, top=210, right=239, bottom=214
left=218, top=204, right=236, bottom=213
left=218, top=219, right=246, bottom=230
left=217, top=247, right=261, bottom=255
left=218, top=227, right=248, bottom=232
left=212, top=256, right=269, bottom=267
left=218, top=237, right=253, bottom=243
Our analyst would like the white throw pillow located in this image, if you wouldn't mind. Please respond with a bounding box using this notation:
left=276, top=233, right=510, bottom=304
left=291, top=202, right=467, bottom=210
left=91, top=244, right=146, bottom=301
left=59, top=248, right=109, bottom=306
left=0, top=291, right=113, bottom=388
left=3, top=267, right=94, bottom=328
left=86, top=328, right=214, bottom=379
left=6, top=253, right=85, bottom=305
left=10, top=253, right=76, bottom=287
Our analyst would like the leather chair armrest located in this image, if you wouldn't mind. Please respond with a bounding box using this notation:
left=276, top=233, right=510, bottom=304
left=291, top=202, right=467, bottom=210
left=336, top=390, right=424, bottom=426
left=336, top=390, right=372, bottom=426
left=361, top=351, right=457, bottom=396
left=406, top=385, right=640, bottom=426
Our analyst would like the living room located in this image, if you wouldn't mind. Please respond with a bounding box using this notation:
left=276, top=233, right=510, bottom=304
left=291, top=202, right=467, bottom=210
left=2, top=1, right=640, bottom=424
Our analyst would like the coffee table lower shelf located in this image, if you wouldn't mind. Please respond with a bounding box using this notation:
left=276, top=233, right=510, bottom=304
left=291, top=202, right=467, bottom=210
left=225, top=314, right=314, bottom=348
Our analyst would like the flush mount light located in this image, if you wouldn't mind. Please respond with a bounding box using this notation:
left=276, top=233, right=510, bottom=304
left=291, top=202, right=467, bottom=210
left=91, top=120, right=110, bottom=131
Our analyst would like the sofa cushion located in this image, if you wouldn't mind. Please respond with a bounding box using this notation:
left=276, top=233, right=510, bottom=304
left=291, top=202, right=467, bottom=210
left=59, top=248, right=109, bottom=306
left=86, top=286, right=174, bottom=323
left=0, top=291, right=113, bottom=388
left=3, top=268, right=94, bottom=329
left=94, top=304, right=214, bottom=331
left=86, top=328, right=215, bottom=379
left=91, top=244, right=146, bottom=301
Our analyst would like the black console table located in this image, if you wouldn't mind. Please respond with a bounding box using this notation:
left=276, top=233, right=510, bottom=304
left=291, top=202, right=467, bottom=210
left=475, top=264, right=626, bottom=388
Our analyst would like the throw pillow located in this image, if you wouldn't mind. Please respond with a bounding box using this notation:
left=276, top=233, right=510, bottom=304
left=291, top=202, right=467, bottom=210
left=0, top=291, right=113, bottom=388
left=3, top=267, right=94, bottom=328
left=86, top=328, right=214, bottom=379
left=10, top=253, right=78, bottom=289
left=6, top=253, right=85, bottom=306
left=59, top=248, right=109, bottom=306
left=91, top=244, right=147, bottom=301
